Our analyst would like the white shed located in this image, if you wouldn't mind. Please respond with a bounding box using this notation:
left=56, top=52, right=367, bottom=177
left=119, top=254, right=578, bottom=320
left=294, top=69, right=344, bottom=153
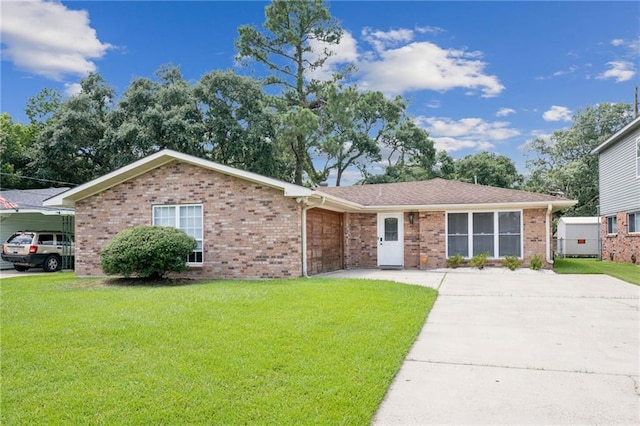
left=556, top=217, right=599, bottom=257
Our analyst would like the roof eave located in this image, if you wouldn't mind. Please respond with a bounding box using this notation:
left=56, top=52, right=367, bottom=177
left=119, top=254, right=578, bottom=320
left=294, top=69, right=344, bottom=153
left=44, top=150, right=314, bottom=207
left=591, top=115, right=640, bottom=155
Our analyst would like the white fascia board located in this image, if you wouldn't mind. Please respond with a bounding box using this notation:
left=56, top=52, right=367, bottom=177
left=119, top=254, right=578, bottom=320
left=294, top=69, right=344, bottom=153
left=44, top=149, right=314, bottom=207
left=0, top=209, right=74, bottom=216
left=359, top=200, right=577, bottom=213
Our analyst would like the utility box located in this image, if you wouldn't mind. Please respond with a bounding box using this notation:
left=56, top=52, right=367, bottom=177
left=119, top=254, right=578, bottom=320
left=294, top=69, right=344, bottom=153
left=556, top=217, right=599, bottom=257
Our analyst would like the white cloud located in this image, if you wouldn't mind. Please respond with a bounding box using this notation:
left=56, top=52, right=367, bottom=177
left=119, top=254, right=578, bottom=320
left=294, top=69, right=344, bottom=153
left=415, top=26, right=445, bottom=35
left=596, top=61, right=636, bottom=82
left=307, top=25, right=504, bottom=98
left=426, top=99, right=441, bottom=109
left=543, top=106, right=572, bottom=122
left=496, top=107, right=515, bottom=117
left=611, top=39, right=625, bottom=47
left=63, top=82, right=82, bottom=97
left=358, top=41, right=504, bottom=97
left=417, top=116, right=519, bottom=152
left=362, top=27, right=415, bottom=53
left=306, top=30, right=358, bottom=81
left=0, top=0, right=113, bottom=80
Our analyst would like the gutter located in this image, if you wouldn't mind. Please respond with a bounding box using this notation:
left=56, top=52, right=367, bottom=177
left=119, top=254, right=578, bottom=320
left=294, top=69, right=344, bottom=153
left=297, top=196, right=326, bottom=277
left=546, top=204, right=554, bottom=265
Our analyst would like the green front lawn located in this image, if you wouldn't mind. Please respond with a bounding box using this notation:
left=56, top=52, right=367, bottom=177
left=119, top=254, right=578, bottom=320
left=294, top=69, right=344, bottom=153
left=554, top=258, right=640, bottom=285
left=1, top=274, right=437, bottom=424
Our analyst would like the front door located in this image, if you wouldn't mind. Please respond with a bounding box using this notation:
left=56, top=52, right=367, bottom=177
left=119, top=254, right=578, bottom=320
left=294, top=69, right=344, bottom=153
left=377, top=213, right=404, bottom=267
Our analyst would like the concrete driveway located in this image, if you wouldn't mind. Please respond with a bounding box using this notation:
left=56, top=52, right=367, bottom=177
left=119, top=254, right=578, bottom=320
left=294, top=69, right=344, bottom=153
left=322, top=269, right=640, bottom=425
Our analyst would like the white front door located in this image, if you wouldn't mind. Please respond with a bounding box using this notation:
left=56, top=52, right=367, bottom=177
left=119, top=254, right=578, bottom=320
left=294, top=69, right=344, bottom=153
left=377, top=213, right=404, bottom=267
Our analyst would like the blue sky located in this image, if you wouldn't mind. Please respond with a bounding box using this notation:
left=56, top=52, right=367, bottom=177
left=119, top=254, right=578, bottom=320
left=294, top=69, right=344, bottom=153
left=1, top=1, right=639, bottom=185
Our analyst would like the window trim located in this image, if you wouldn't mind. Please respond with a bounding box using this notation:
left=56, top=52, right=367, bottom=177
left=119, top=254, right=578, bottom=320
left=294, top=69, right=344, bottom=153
left=152, top=204, right=204, bottom=265
left=446, top=210, right=523, bottom=259
left=606, top=215, right=617, bottom=235
left=628, top=212, right=639, bottom=234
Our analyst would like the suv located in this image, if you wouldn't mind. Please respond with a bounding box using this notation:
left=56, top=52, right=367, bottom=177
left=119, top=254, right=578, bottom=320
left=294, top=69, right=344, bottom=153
left=1, top=231, right=74, bottom=272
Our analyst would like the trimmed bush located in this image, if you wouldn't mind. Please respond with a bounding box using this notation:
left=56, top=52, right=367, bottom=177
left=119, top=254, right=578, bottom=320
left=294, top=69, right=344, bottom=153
left=530, top=254, right=544, bottom=271
left=446, top=253, right=465, bottom=269
left=502, top=255, right=523, bottom=271
left=100, top=226, right=197, bottom=279
left=470, top=252, right=490, bottom=269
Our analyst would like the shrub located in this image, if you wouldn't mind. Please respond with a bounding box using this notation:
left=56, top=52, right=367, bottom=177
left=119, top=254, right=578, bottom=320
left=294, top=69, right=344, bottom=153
left=502, top=255, right=523, bottom=271
left=446, top=253, right=465, bottom=269
left=530, top=254, right=544, bottom=271
left=100, top=226, right=197, bottom=279
left=470, top=252, right=490, bottom=269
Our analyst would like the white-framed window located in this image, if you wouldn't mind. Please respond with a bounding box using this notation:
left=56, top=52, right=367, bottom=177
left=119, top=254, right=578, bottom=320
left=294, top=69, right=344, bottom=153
left=447, top=211, right=522, bottom=258
left=152, top=204, right=203, bottom=264
left=628, top=212, right=639, bottom=234
left=606, top=215, right=617, bottom=235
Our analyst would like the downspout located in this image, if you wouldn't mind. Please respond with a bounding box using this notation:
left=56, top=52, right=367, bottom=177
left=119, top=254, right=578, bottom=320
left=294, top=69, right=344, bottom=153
left=546, top=204, right=554, bottom=265
left=297, top=196, right=326, bottom=277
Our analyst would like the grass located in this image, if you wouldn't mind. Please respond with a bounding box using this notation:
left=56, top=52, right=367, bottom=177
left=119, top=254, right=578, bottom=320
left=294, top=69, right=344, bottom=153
left=554, top=257, right=640, bottom=285
left=1, top=273, right=437, bottom=425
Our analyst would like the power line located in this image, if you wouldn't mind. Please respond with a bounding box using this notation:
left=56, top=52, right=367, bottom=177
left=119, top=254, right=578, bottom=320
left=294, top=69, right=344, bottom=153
left=0, top=172, right=77, bottom=187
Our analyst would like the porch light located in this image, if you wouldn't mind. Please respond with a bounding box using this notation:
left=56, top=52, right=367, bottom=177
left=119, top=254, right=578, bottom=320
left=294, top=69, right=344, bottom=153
left=408, top=212, right=415, bottom=224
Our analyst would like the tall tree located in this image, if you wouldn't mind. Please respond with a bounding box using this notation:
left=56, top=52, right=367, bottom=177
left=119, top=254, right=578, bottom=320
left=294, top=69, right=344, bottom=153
left=0, top=113, right=37, bottom=189
left=525, top=102, right=633, bottom=215
left=236, top=0, right=342, bottom=185
left=106, top=64, right=206, bottom=166
left=33, top=73, right=116, bottom=184
left=314, top=84, right=406, bottom=186
left=360, top=119, right=436, bottom=184
left=194, top=70, right=291, bottom=180
left=454, top=151, right=523, bottom=188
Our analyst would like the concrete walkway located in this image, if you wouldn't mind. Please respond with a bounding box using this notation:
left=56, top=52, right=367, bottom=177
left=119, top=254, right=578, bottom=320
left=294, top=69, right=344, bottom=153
left=321, top=270, right=640, bottom=425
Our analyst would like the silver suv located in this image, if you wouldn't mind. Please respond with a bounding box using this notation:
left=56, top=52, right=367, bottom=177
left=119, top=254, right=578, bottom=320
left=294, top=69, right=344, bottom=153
left=1, top=231, right=74, bottom=272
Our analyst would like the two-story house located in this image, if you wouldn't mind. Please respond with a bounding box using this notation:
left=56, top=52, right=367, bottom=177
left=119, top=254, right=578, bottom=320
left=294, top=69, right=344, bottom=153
left=591, top=115, right=640, bottom=264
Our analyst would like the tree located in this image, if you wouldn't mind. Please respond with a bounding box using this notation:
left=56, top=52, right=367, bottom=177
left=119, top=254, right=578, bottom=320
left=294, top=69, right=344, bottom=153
left=32, top=73, right=117, bottom=185
left=525, top=103, right=634, bottom=215
left=236, top=0, right=343, bottom=184
left=360, top=119, right=436, bottom=184
left=194, top=70, right=291, bottom=180
left=0, top=113, right=37, bottom=189
left=314, top=84, right=406, bottom=186
left=454, top=151, right=523, bottom=188
left=106, top=64, right=206, bottom=167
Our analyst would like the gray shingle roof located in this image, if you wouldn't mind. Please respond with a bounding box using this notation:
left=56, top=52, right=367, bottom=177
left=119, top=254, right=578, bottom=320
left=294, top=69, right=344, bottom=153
left=0, top=188, right=71, bottom=211
left=315, top=178, right=570, bottom=206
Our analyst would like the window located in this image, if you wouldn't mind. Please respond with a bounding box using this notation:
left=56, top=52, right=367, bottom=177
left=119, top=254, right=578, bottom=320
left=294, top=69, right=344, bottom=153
left=153, top=204, right=203, bottom=264
left=629, top=212, right=639, bottom=233
left=606, top=215, right=617, bottom=234
left=473, top=213, right=494, bottom=256
left=384, top=217, right=399, bottom=241
left=447, top=211, right=522, bottom=258
left=447, top=213, right=468, bottom=257
left=499, top=212, right=522, bottom=257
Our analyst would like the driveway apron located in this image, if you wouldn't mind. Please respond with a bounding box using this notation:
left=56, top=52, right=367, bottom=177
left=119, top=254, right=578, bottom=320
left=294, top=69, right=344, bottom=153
left=364, top=271, right=640, bottom=425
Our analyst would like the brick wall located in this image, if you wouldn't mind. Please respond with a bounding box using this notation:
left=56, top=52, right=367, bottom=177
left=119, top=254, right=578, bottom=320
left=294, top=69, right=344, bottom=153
left=419, top=211, right=446, bottom=269
left=404, top=212, right=420, bottom=269
left=601, top=212, right=640, bottom=264
left=75, top=161, right=302, bottom=279
left=343, top=212, right=377, bottom=268
left=523, top=208, right=551, bottom=268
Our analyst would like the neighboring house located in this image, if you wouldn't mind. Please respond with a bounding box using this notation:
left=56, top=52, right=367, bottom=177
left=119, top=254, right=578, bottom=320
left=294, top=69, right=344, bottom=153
left=556, top=217, right=599, bottom=257
left=0, top=187, right=74, bottom=269
left=591, top=115, right=640, bottom=264
left=44, top=150, right=576, bottom=279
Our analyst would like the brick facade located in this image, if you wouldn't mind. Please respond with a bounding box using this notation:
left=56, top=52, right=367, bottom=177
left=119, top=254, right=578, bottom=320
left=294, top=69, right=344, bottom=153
left=75, top=161, right=302, bottom=279
left=601, top=212, right=640, bottom=264
left=341, top=208, right=552, bottom=270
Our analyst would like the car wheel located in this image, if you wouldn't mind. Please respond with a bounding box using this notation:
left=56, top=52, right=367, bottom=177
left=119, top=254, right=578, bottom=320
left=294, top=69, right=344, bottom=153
left=14, top=265, right=29, bottom=272
left=42, top=255, right=61, bottom=272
